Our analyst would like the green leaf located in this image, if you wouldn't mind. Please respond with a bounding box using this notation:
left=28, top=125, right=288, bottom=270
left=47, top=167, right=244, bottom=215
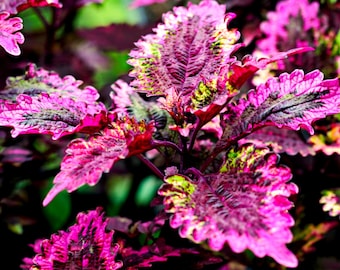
left=41, top=179, right=71, bottom=232
left=74, top=0, right=145, bottom=29
left=135, top=175, right=162, bottom=207
left=106, top=174, right=133, bottom=216
left=93, top=51, right=130, bottom=89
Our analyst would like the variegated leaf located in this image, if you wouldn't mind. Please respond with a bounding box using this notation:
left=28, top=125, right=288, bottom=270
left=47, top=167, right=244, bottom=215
left=43, top=116, right=155, bottom=206
left=0, top=63, right=107, bottom=139
left=238, top=126, right=316, bottom=156
left=217, top=69, right=340, bottom=151
left=128, top=0, right=241, bottom=111
left=159, top=144, right=298, bottom=267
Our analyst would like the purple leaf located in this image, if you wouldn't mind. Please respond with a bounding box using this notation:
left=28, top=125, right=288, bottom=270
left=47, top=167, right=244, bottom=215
left=218, top=69, right=340, bottom=147
left=0, top=63, right=107, bottom=139
left=43, top=116, right=155, bottom=206
left=77, top=24, right=155, bottom=52
left=128, top=0, right=241, bottom=109
left=121, top=242, right=181, bottom=268
left=0, top=146, right=33, bottom=163
left=73, top=0, right=103, bottom=7
left=256, top=0, right=320, bottom=64
left=21, top=207, right=123, bottom=270
left=238, top=126, right=316, bottom=156
left=159, top=144, right=298, bottom=267
left=0, top=12, right=24, bottom=56
left=0, top=1, right=26, bottom=14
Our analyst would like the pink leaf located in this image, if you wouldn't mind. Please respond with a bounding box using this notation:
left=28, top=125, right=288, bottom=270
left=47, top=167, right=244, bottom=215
left=0, top=63, right=107, bottom=139
left=17, top=0, right=62, bottom=12
left=257, top=0, right=320, bottom=59
left=238, top=126, right=316, bottom=156
left=0, top=12, right=24, bottom=56
left=43, top=117, right=155, bottom=206
left=217, top=69, right=340, bottom=149
left=21, top=207, right=123, bottom=270
left=0, top=1, right=26, bottom=14
left=128, top=0, right=241, bottom=107
left=159, top=144, right=298, bottom=267
left=128, top=0, right=242, bottom=135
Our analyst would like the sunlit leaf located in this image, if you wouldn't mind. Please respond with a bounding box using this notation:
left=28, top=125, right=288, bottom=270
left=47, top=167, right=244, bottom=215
left=159, top=144, right=299, bottom=267
left=128, top=0, right=241, bottom=110
left=0, top=63, right=108, bottom=139
left=217, top=69, right=340, bottom=151
left=21, top=208, right=123, bottom=270
left=43, top=116, right=155, bottom=206
left=74, top=0, right=144, bottom=29
left=227, top=47, right=314, bottom=89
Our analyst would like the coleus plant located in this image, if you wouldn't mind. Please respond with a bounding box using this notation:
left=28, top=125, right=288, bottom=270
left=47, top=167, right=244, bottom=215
left=1, top=0, right=340, bottom=268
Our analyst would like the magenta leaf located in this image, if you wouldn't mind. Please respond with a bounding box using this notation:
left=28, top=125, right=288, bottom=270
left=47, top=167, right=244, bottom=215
left=0, top=63, right=107, bottom=139
left=0, top=1, right=26, bottom=14
left=217, top=69, right=340, bottom=149
left=0, top=12, right=24, bottom=56
left=159, top=144, right=298, bottom=267
left=1, top=0, right=62, bottom=14
left=228, top=47, right=314, bottom=89
left=256, top=0, right=320, bottom=66
left=17, top=0, right=62, bottom=12
left=43, top=116, right=155, bottom=206
left=128, top=0, right=241, bottom=113
left=21, top=207, right=123, bottom=270
left=121, top=242, right=181, bottom=268
left=0, top=146, right=33, bottom=163
left=238, top=126, right=316, bottom=156
left=110, top=79, right=152, bottom=118
left=127, top=0, right=315, bottom=134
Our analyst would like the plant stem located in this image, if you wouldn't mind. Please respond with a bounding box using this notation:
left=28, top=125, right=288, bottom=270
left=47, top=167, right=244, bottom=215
left=136, top=154, right=164, bottom=180
left=152, top=140, right=182, bottom=154
left=188, top=118, right=202, bottom=152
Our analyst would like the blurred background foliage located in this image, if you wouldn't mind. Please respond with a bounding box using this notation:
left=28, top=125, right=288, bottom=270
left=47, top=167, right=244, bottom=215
left=0, top=0, right=340, bottom=269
